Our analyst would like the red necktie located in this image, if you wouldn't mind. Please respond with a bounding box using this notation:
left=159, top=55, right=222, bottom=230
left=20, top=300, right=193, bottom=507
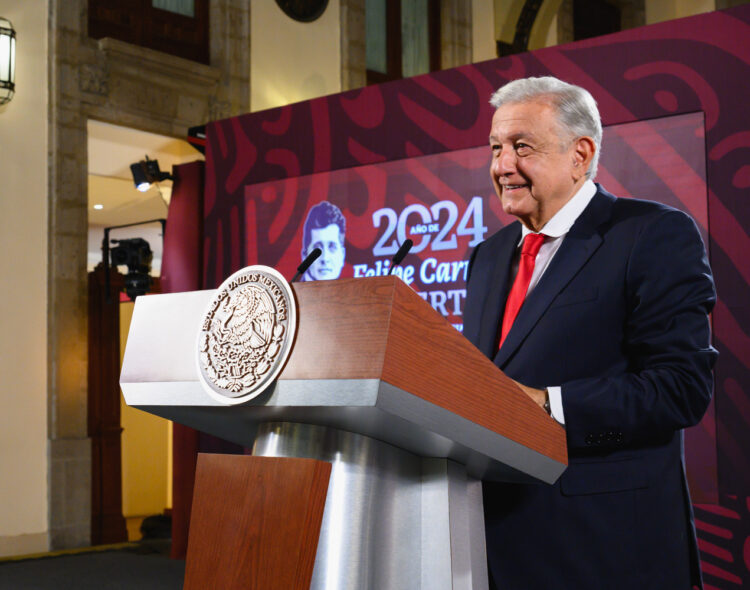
left=498, top=232, right=546, bottom=349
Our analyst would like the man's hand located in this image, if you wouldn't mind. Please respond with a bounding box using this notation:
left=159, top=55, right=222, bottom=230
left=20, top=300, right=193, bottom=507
left=511, top=379, right=547, bottom=408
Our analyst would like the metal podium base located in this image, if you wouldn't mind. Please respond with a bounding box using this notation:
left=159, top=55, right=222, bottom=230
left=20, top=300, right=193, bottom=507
left=252, top=422, right=489, bottom=590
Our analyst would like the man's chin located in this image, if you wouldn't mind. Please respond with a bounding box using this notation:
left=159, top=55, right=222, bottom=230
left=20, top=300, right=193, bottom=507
left=501, top=196, right=537, bottom=219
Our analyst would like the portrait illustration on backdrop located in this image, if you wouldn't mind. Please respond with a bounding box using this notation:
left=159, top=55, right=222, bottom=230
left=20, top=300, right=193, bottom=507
left=300, top=201, right=347, bottom=282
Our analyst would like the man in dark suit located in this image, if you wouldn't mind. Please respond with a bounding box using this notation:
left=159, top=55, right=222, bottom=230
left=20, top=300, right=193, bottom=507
left=463, top=76, right=717, bottom=589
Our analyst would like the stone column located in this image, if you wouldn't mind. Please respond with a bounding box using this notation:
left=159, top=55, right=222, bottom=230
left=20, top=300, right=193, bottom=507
left=210, top=0, right=250, bottom=119
left=340, top=0, right=366, bottom=91
left=48, top=0, right=91, bottom=549
left=441, top=0, right=473, bottom=69
left=46, top=0, right=250, bottom=550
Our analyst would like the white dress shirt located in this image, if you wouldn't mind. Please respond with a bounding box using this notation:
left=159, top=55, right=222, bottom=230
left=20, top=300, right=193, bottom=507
left=513, top=179, right=598, bottom=424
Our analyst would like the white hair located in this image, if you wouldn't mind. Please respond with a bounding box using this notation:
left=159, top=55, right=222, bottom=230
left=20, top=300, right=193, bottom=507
left=489, top=76, right=602, bottom=179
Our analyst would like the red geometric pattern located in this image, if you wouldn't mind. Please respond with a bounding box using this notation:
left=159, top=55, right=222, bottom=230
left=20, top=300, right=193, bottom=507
left=695, top=496, right=750, bottom=588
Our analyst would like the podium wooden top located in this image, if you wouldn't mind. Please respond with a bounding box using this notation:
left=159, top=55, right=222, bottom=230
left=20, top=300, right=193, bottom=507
left=121, top=275, right=567, bottom=483
left=286, top=276, right=566, bottom=466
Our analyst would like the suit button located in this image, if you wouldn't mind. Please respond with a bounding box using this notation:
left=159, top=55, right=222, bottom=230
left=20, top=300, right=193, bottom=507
left=585, top=434, right=594, bottom=445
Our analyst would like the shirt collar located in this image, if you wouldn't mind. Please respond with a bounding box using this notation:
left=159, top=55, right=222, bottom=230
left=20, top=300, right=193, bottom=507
left=520, top=179, right=597, bottom=240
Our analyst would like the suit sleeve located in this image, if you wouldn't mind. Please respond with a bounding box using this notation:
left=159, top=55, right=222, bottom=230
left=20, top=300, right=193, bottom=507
left=560, top=209, right=718, bottom=450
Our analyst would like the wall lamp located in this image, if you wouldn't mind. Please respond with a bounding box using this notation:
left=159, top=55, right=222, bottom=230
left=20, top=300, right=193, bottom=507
left=0, top=17, right=16, bottom=105
left=130, top=155, right=174, bottom=192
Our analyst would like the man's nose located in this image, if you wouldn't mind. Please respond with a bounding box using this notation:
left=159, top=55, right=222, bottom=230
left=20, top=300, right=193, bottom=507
left=493, top=148, right=516, bottom=175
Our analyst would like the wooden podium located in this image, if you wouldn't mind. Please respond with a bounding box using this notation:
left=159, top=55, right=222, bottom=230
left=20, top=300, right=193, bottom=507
left=121, top=276, right=567, bottom=590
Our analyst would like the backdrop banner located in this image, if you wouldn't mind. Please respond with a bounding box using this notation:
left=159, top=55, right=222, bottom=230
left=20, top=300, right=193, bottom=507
left=243, top=113, right=707, bottom=332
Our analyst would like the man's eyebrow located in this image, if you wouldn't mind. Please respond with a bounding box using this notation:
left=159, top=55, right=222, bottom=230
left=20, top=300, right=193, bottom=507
left=509, top=131, right=534, bottom=141
left=489, top=132, right=535, bottom=144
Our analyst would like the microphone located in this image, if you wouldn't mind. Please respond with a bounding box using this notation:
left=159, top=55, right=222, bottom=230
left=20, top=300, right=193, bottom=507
left=291, top=248, right=322, bottom=283
left=388, top=239, right=413, bottom=276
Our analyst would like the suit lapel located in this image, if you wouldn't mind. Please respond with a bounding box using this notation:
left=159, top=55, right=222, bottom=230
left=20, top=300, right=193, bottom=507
left=494, top=189, right=616, bottom=367
left=476, top=222, right=521, bottom=358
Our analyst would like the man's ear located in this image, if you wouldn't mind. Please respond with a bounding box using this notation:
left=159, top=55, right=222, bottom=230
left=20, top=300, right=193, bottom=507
left=572, top=136, right=596, bottom=180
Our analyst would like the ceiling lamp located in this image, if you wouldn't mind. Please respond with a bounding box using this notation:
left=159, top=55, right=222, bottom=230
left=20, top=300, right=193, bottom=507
left=0, top=17, right=16, bottom=105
